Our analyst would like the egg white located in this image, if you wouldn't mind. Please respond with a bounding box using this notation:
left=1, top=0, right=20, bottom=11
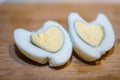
left=68, top=12, right=115, bottom=61
left=14, top=21, right=73, bottom=67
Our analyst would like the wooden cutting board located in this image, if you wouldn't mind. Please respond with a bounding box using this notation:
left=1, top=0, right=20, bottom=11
left=0, top=3, right=120, bottom=80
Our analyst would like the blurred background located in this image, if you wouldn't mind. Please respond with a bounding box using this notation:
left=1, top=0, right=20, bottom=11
left=0, top=0, right=120, bottom=80
left=0, top=0, right=120, bottom=3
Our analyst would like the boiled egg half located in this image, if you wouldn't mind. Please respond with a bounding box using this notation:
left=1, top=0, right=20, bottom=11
left=68, top=12, right=115, bottom=61
left=14, top=21, right=72, bottom=67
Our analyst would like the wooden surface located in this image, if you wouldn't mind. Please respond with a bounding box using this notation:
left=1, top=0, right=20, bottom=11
left=0, top=3, right=120, bottom=80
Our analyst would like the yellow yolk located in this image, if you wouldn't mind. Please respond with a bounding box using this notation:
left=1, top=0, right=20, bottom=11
left=31, top=26, right=64, bottom=52
left=75, top=21, right=104, bottom=47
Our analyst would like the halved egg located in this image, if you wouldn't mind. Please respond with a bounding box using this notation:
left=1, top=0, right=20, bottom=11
left=68, top=12, right=115, bottom=61
left=14, top=21, right=72, bottom=67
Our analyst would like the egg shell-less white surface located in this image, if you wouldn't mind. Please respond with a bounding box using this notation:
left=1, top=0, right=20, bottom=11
left=68, top=12, right=115, bottom=61
left=14, top=21, right=73, bottom=67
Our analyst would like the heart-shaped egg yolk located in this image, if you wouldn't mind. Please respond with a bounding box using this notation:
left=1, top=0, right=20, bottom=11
left=75, top=21, right=104, bottom=47
left=31, top=26, right=64, bottom=52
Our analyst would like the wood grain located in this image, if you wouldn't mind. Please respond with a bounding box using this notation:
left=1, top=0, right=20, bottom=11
left=0, top=3, right=120, bottom=80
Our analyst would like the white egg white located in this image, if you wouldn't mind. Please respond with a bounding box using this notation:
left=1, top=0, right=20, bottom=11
left=14, top=21, right=73, bottom=67
left=68, top=12, right=115, bottom=61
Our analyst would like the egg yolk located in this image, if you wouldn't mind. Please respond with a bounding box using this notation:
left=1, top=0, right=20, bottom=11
left=75, top=21, right=104, bottom=47
left=31, top=26, right=64, bottom=52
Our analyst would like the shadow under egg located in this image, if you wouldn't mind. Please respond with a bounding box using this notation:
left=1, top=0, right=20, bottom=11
left=73, top=44, right=115, bottom=65
left=50, top=56, right=72, bottom=70
left=9, top=44, right=48, bottom=67
left=9, top=44, right=72, bottom=69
